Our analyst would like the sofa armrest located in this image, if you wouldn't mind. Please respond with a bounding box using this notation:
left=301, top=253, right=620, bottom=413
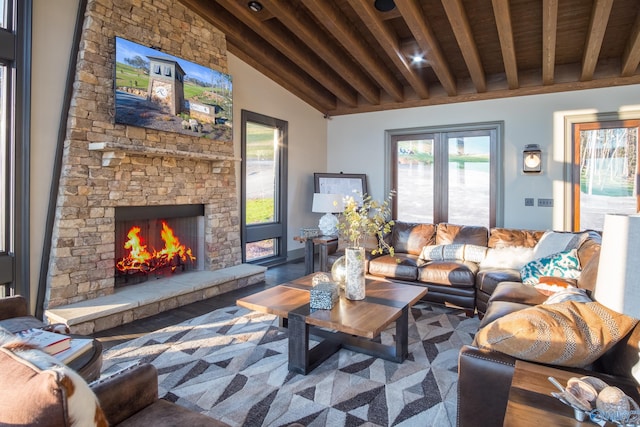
left=91, top=363, right=159, bottom=425
left=457, top=345, right=516, bottom=427
left=0, top=296, right=29, bottom=320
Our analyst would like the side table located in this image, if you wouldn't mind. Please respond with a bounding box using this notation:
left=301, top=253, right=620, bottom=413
left=504, top=360, right=640, bottom=426
left=293, top=235, right=338, bottom=274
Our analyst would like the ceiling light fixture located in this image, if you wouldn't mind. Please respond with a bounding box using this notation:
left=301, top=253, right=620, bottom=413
left=411, top=54, right=425, bottom=64
left=374, top=0, right=396, bottom=12
left=248, top=1, right=263, bottom=12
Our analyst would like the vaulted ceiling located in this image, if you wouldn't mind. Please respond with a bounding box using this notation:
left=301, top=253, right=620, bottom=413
left=180, top=0, right=640, bottom=116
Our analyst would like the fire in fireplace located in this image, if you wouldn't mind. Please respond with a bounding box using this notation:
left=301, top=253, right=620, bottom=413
left=114, top=204, right=205, bottom=286
left=116, top=221, right=195, bottom=274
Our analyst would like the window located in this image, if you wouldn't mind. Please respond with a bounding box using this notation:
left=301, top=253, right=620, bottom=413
left=0, top=0, right=30, bottom=296
left=387, top=123, right=502, bottom=228
left=571, top=118, right=640, bottom=231
left=241, top=110, right=287, bottom=265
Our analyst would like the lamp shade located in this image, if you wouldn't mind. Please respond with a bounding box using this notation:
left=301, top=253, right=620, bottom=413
left=593, top=213, right=640, bottom=319
left=312, top=193, right=344, bottom=213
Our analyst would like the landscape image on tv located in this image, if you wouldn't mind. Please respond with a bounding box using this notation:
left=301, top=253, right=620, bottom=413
left=114, top=37, right=232, bottom=141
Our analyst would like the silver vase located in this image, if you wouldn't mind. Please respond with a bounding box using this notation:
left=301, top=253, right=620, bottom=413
left=345, top=247, right=366, bottom=300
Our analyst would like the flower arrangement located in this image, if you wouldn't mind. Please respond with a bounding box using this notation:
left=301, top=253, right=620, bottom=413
left=337, top=191, right=395, bottom=256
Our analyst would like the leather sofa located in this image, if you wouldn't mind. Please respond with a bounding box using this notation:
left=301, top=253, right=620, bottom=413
left=328, top=221, right=600, bottom=318
left=456, top=230, right=640, bottom=427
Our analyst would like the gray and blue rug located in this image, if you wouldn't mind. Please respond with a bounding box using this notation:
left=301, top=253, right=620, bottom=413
left=101, top=302, right=480, bottom=426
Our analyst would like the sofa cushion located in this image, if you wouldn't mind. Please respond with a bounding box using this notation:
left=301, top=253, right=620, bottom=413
left=533, top=230, right=589, bottom=259
left=476, top=269, right=522, bottom=296
left=0, top=341, right=106, bottom=427
left=479, top=246, right=535, bottom=270
left=417, top=260, right=478, bottom=287
left=520, top=249, right=581, bottom=284
left=436, top=223, right=488, bottom=246
left=488, top=228, right=544, bottom=249
left=368, top=254, right=418, bottom=281
left=391, top=221, right=436, bottom=256
left=419, top=243, right=487, bottom=262
left=473, top=301, right=638, bottom=367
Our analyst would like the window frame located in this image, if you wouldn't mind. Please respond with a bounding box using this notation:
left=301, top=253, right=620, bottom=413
left=0, top=0, right=31, bottom=296
left=384, top=121, right=504, bottom=228
left=240, top=109, right=288, bottom=266
left=565, top=111, right=640, bottom=231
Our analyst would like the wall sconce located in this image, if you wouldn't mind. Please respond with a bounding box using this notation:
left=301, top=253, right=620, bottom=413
left=523, top=144, right=542, bottom=173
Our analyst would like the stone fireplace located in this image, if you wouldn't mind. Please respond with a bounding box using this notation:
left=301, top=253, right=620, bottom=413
left=42, top=0, right=266, bottom=333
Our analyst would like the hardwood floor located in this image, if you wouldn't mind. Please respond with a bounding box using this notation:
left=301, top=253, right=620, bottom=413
left=92, top=258, right=308, bottom=350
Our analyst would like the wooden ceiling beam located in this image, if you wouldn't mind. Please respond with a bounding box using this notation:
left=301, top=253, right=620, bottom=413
left=621, top=11, right=640, bottom=77
left=178, top=0, right=336, bottom=112
left=542, top=0, right=558, bottom=85
left=346, top=0, right=429, bottom=99
left=395, top=0, right=457, bottom=96
left=301, top=0, right=404, bottom=102
left=581, top=0, right=614, bottom=81
left=491, top=0, right=518, bottom=90
left=441, top=0, right=486, bottom=93
left=259, top=0, right=381, bottom=105
left=215, top=0, right=358, bottom=107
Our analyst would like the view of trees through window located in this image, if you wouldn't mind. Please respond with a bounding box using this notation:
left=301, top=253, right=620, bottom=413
left=577, top=123, right=639, bottom=230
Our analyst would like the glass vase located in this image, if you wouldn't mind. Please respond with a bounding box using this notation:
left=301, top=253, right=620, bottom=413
left=345, top=247, right=366, bottom=300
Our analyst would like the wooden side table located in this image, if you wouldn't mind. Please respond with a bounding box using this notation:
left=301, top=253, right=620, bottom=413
left=504, top=360, right=640, bottom=426
left=293, top=235, right=338, bottom=274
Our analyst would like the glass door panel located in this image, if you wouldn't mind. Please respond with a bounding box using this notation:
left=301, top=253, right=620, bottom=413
left=447, top=134, right=491, bottom=227
left=576, top=124, right=639, bottom=231
left=395, top=137, right=434, bottom=222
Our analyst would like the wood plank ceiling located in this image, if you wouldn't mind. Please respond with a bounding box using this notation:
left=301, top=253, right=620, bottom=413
left=179, top=0, right=640, bottom=116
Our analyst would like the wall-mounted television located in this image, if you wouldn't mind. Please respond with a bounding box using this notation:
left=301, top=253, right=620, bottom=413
left=114, top=36, right=232, bottom=142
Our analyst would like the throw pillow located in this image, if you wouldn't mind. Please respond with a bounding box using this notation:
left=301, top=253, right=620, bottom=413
left=463, top=244, right=488, bottom=263
left=533, top=276, right=578, bottom=296
left=533, top=230, right=589, bottom=259
left=479, top=246, right=535, bottom=270
left=419, top=244, right=480, bottom=262
left=0, top=341, right=107, bottom=427
left=473, top=301, right=638, bottom=367
left=543, top=287, right=591, bottom=305
left=520, top=249, right=581, bottom=285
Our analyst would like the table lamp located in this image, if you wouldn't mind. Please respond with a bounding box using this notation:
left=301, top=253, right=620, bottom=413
left=593, top=213, right=640, bottom=319
left=312, top=193, right=344, bottom=236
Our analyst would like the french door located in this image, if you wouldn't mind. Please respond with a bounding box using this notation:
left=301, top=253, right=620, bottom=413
left=389, top=124, right=500, bottom=228
left=241, top=110, right=287, bottom=264
left=571, top=119, right=639, bottom=231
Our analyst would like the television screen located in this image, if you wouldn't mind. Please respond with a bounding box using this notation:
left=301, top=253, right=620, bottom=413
left=114, top=36, right=232, bottom=141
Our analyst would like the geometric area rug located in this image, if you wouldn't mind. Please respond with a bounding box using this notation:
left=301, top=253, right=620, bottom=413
left=101, top=302, right=480, bottom=427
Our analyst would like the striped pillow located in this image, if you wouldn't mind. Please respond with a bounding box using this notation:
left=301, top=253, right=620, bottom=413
left=473, top=301, right=638, bottom=367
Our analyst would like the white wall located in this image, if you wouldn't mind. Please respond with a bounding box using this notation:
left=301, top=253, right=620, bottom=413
left=328, top=85, right=640, bottom=230
left=30, top=0, right=79, bottom=310
left=227, top=53, right=327, bottom=259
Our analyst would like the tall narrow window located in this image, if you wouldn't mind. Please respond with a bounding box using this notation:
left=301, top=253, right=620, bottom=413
left=572, top=119, right=640, bottom=231
left=241, top=110, right=287, bottom=264
left=389, top=123, right=501, bottom=228
left=0, top=0, right=30, bottom=296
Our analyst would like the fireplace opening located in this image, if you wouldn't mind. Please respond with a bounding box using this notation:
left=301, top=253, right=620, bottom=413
left=114, top=204, right=205, bottom=287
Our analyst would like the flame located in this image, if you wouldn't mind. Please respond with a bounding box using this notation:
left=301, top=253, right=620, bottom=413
left=116, top=221, right=196, bottom=274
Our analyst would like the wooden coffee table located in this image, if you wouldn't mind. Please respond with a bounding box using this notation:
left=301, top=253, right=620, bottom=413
left=237, top=274, right=427, bottom=374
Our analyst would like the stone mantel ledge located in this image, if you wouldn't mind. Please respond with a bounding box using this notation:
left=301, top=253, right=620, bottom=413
left=88, top=141, right=241, bottom=167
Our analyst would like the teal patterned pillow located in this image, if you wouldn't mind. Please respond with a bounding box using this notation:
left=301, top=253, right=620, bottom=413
left=520, top=249, right=581, bottom=285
